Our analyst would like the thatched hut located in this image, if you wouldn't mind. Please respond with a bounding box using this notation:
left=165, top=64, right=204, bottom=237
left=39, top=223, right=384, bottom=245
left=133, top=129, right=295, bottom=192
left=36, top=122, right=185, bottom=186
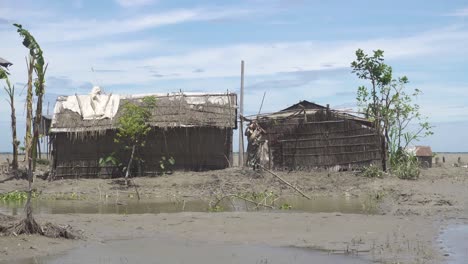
left=413, top=146, right=433, bottom=168
left=245, top=100, right=382, bottom=171
left=49, top=90, right=237, bottom=178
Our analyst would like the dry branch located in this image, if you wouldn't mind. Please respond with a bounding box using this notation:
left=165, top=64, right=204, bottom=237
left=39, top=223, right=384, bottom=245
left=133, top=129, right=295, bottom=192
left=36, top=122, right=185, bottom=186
left=214, top=194, right=275, bottom=209
left=0, top=175, right=17, bottom=183
left=259, top=165, right=311, bottom=200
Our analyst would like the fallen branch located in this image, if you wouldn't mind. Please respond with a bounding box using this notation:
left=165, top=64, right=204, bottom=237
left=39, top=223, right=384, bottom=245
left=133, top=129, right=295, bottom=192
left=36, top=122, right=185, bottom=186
left=0, top=175, right=16, bottom=183
left=259, top=165, right=311, bottom=200
left=0, top=169, right=26, bottom=183
left=214, top=194, right=275, bottom=209
left=233, top=195, right=274, bottom=209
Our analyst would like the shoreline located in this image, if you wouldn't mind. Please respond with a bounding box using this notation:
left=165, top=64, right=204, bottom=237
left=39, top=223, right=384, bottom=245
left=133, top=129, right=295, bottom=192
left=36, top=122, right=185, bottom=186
left=1, top=153, right=467, bottom=263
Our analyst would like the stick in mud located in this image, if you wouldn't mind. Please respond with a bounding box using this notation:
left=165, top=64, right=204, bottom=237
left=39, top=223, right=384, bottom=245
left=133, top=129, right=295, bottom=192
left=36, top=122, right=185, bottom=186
left=214, top=194, right=275, bottom=209
left=259, top=165, right=311, bottom=200
left=130, top=179, right=141, bottom=201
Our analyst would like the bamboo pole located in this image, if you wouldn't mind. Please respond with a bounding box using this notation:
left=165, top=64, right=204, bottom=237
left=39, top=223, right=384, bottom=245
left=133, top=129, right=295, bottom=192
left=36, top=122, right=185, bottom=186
left=278, top=133, right=379, bottom=142
left=238, top=60, right=245, bottom=167
left=282, top=149, right=381, bottom=156
left=257, top=91, right=266, bottom=116
left=259, top=165, right=311, bottom=200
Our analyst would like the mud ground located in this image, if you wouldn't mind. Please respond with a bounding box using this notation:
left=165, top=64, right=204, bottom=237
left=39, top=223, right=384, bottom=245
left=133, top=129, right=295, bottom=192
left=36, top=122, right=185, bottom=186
left=1, top=153, right=468, bottom=263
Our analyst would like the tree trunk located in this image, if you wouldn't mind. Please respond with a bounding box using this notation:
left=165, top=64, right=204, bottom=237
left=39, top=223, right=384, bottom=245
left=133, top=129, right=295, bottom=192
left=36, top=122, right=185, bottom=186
left=25, top=157, right=33, bottom=220
left=5, top=81, right=19, bottom=170
left=15, top=155, right=42, bottom=235
left=24, top=56, right=34, bottom=164
left=32, top=93, right=43, bottom=172
left=125, top=145, right=136, bottom=186
left=37, top=138, right=42, bottom=160
left=381, top=136, right=387, bottom=171
left=11, top=114, right=18, bottom=171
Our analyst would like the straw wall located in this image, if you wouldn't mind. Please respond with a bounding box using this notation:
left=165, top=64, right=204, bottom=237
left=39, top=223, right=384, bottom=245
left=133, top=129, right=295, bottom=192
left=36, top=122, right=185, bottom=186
left=53, top=127, right=233, bottom=178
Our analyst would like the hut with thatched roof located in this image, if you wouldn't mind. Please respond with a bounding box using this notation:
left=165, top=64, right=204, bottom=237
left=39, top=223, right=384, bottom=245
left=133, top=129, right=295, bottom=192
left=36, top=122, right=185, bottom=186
left=49, top=89, right=237, bottom=178
left=245, top=100, right=382, bottom=171
left=411, top=146, right=433, bottom=168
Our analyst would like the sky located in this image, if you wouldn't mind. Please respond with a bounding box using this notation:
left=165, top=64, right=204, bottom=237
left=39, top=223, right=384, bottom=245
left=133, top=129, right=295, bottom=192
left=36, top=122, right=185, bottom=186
left=0, top=0, right=468, bottom=152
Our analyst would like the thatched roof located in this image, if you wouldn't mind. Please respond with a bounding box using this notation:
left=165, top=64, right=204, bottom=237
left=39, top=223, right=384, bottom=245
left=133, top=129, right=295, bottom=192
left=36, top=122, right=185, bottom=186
left=246, top=100, right=372, bottom=127
left=281, top=100, right=327, bottom=111
left=414, top=146, right=432, bottom=157
left=50, top=92, right=237, bottom=133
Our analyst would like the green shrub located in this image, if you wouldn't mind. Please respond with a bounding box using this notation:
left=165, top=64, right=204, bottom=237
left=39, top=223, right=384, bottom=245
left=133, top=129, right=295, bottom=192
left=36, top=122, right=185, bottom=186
left=159, top=156, right=175, bottom=174
left=391, top=152, right=420, bottom=180
left=0, top=190, right=38, bottom=201
left=362, top=164, right=383, bottom=178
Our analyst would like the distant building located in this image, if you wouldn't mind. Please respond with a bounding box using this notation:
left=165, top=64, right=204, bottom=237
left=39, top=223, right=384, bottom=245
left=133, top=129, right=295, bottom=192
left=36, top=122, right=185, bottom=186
left=413, top=146, right=433, bottom=168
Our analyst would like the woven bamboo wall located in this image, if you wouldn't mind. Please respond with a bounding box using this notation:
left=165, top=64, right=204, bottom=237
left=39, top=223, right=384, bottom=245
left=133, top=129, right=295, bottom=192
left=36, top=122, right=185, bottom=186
left=53, top=127, right=232, bottom=178
left=259, top=110, right=382, bottom=170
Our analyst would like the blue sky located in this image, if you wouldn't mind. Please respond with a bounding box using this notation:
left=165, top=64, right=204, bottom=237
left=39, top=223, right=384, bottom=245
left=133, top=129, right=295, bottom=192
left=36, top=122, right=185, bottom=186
left=1, top=0, right=468, bottom=152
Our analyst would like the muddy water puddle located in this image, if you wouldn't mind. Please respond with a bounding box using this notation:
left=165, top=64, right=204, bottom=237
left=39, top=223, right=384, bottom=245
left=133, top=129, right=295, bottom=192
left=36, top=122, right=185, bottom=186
left=0, top=196, right=377, bottom=215
left=439, top=224, right=468, bottom=264
left=10, top=236, right=369, bottom=264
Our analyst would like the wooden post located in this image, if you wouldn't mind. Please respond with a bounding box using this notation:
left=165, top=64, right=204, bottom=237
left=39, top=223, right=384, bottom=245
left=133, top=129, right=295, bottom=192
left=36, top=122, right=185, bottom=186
left=238, top=60, right=245, bottom=167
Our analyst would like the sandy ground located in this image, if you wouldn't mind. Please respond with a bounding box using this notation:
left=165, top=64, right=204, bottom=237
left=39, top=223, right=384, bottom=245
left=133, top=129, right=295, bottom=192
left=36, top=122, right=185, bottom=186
left=0, top=153, right=467, bottom=263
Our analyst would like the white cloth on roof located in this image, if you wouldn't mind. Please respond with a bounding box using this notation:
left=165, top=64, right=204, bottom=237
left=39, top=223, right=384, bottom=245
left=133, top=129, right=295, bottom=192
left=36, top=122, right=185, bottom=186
left=61, top=86, right=120, bottom=120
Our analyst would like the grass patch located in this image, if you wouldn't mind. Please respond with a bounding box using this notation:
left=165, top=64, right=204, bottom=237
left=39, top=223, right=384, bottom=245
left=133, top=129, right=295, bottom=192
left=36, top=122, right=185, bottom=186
left=361, top=164, right=384, bottom=178
left=0, top=190, right=38, bottom=201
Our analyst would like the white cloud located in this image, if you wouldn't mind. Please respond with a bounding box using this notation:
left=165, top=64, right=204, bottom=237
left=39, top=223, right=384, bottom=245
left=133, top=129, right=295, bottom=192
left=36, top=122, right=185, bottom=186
left=88, top=26, right=467, bottom=84
left=3, top=21, right=468, bottom=90
left=33, top=7, right=252, bottom=42
left=115, top=0, right=157, bottom=7
left=446, top=7, right=468, bottom=17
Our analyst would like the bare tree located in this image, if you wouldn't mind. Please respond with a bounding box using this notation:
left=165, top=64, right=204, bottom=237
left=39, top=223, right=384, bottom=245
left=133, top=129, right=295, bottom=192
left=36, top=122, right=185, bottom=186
left=4, top=78, right=19, bottom=170
left=0, top=58, right=18, bottom=170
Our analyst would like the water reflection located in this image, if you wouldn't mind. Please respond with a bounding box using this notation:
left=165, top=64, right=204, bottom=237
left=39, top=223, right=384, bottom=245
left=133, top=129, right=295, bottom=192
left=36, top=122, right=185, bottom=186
left=440, top=224, right=468, bottom=264
left=0, top=196, right=376, bottom=215
left=7, top=237, right=370, bottom=264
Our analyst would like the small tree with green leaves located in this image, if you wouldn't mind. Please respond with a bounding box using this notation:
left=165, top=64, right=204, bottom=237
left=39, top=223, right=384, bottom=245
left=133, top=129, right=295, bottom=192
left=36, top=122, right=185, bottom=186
left=115, top=96, right=156, bottom=185
left=14, top=24, right=48, bottom=170
left=351, top=49, right=432, bottom=173
left=11, top=23, right=47, bottom=235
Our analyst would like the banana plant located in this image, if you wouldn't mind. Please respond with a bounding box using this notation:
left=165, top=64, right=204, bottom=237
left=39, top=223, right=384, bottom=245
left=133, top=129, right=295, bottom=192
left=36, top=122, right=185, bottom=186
left=12, top=23, right=48, bottom=233
left=14, top=24, right=48, bottom=170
